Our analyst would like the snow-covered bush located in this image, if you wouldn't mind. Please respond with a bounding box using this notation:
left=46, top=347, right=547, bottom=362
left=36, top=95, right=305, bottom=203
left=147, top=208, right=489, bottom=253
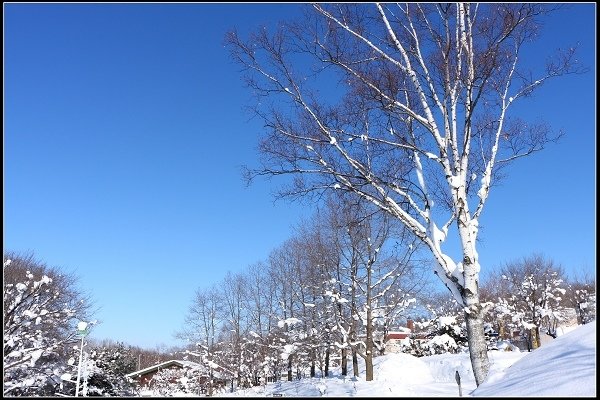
left=71, top=342, right=138, bottom=396
left=401, top=316, right=467, bottom=357
left=401, top=296, right=469, bottom=356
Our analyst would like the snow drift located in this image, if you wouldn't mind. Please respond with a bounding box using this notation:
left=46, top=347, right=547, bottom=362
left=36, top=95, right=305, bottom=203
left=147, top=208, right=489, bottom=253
left=472, top=321, right=596, bottom=397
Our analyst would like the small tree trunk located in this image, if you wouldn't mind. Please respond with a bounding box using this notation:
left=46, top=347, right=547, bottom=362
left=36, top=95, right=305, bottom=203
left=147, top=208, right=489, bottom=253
left=324, top=347, right=330, bottom=377
left=365, top=353, right=373, bottom=381
left=352, top=349, right=359, bottom=377
left=287, top=357, right=292, bottom=381
left=364, top=319, right=374, bottom=381
left=341, top=348, right=347, bottom=376
left=365, top=260, right=374, bottom=381
left=531, top=327, right=540, bottom=349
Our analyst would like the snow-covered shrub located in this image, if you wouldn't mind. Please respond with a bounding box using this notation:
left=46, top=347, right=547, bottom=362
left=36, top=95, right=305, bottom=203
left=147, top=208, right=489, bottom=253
left=85, top=342, right=138, bottom=396
left=401, top=297, right=469, bottom=356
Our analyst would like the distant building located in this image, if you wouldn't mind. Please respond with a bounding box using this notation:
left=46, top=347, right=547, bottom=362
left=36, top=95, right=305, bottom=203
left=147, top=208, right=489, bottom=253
left=125, top=359, right=202, bottom=387
left=127, top=359, right=231, bottom=395
left=383, top=319, right=428, bottom=354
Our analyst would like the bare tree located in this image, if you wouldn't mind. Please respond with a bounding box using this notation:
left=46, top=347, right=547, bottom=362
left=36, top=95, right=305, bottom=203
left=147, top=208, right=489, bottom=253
left=309, top=194, right=424, bottom=381
left=266, top=241, right=298, bottom=382
left=335, top=199, right=392, bottom=381
left=497, top=254, right=567, bottom=349
left=3, top=251, right=94, bottom=344
left=177, top=284, right=222, bottom=396
left=480, top=272, right=513, bottom=340
left=220, top=271, right=248, bottom=387
left=566, top=271, right=596, bottom=325
left=178, top=285, right=222, bottom=348
left=298, top=207, right=350, bottom=377
left=284, top=232, right=328, bottom=378
left=245, top=262, right=272, bottom=337
left=226, top=3, right=583, bottom=384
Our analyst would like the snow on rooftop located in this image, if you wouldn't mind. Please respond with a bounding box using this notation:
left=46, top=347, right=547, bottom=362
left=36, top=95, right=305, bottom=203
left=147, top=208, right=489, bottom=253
left=125, top=359, right=202, bottom=378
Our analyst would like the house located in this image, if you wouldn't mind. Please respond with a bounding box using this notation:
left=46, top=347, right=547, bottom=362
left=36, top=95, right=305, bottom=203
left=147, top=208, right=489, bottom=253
left=126, top=359, right=230, bottom=395
left=125, top=360, right=202, bottom=387
left=384, top=319, right=428, bottom=354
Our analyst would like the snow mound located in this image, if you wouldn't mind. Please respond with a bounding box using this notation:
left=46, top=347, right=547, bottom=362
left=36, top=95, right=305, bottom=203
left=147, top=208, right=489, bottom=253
left=472, top=321, right=596, bottom=397
left=421, top=350, right=524, bottom=386
left=373, top=353, right=435, bottom=384
left=422, top=351, right=474, bottom=383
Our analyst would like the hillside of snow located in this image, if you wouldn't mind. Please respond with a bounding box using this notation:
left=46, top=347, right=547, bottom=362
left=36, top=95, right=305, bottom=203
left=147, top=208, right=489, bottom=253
left=472, top=321, right=596, bottom=397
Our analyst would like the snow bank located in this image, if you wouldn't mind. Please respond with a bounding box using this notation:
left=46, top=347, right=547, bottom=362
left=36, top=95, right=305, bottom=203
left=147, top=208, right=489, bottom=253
left=423, top=351, right=524, bottom=385
left=373, top=352, right=434, bottom=384
left=472, top=321, right=596, bottom=397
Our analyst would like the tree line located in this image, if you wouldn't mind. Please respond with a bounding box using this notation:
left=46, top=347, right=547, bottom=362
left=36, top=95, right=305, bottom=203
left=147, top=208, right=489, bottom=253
left=176, top=194, right=430, bottom=392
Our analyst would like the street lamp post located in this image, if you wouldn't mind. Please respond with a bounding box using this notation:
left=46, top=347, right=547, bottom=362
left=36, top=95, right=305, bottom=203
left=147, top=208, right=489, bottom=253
left=75, top=321, right=89, bottom=397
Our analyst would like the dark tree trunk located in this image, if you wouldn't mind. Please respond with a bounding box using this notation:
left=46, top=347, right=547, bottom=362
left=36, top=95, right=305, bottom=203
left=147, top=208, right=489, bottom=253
left=324, top=347, right=330, bottom=377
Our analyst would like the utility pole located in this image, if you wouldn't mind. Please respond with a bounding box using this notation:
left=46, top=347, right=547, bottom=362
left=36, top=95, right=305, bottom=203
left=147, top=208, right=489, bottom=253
left=75, top=322, right=89, bottom=397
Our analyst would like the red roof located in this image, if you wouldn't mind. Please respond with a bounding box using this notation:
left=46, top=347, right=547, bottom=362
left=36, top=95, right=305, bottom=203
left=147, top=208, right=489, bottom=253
left=386, top=332, right=410, bottom=340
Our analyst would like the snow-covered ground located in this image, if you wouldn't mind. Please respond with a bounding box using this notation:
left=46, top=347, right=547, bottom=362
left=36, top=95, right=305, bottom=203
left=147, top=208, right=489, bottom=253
left=214, top=322, right=595, bottom=397
left=473, top=321, right=596, bottom=397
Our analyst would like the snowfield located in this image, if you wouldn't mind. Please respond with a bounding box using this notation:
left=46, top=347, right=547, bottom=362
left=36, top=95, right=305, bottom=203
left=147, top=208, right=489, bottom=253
left=214, top=322, right=595, bottom=397
left=472, top=321, right=596, bottom=397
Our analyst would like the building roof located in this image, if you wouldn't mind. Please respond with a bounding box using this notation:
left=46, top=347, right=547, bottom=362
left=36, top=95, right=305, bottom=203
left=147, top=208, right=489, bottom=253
left=386, top=332, right=411, bottom=340
left=125, top=359, right=201, bottom=379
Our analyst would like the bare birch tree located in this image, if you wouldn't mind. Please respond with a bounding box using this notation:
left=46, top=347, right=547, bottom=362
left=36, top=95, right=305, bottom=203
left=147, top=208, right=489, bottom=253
left=220, top=271, right=248, bottom=387
left=227, top=3, right=583, bottom=384
left=177, top=284, right=222, bottom=396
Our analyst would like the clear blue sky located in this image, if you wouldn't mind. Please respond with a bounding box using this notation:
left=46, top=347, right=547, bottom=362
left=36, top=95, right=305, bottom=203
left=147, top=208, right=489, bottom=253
left=4, top=4, right=595, bottom=350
